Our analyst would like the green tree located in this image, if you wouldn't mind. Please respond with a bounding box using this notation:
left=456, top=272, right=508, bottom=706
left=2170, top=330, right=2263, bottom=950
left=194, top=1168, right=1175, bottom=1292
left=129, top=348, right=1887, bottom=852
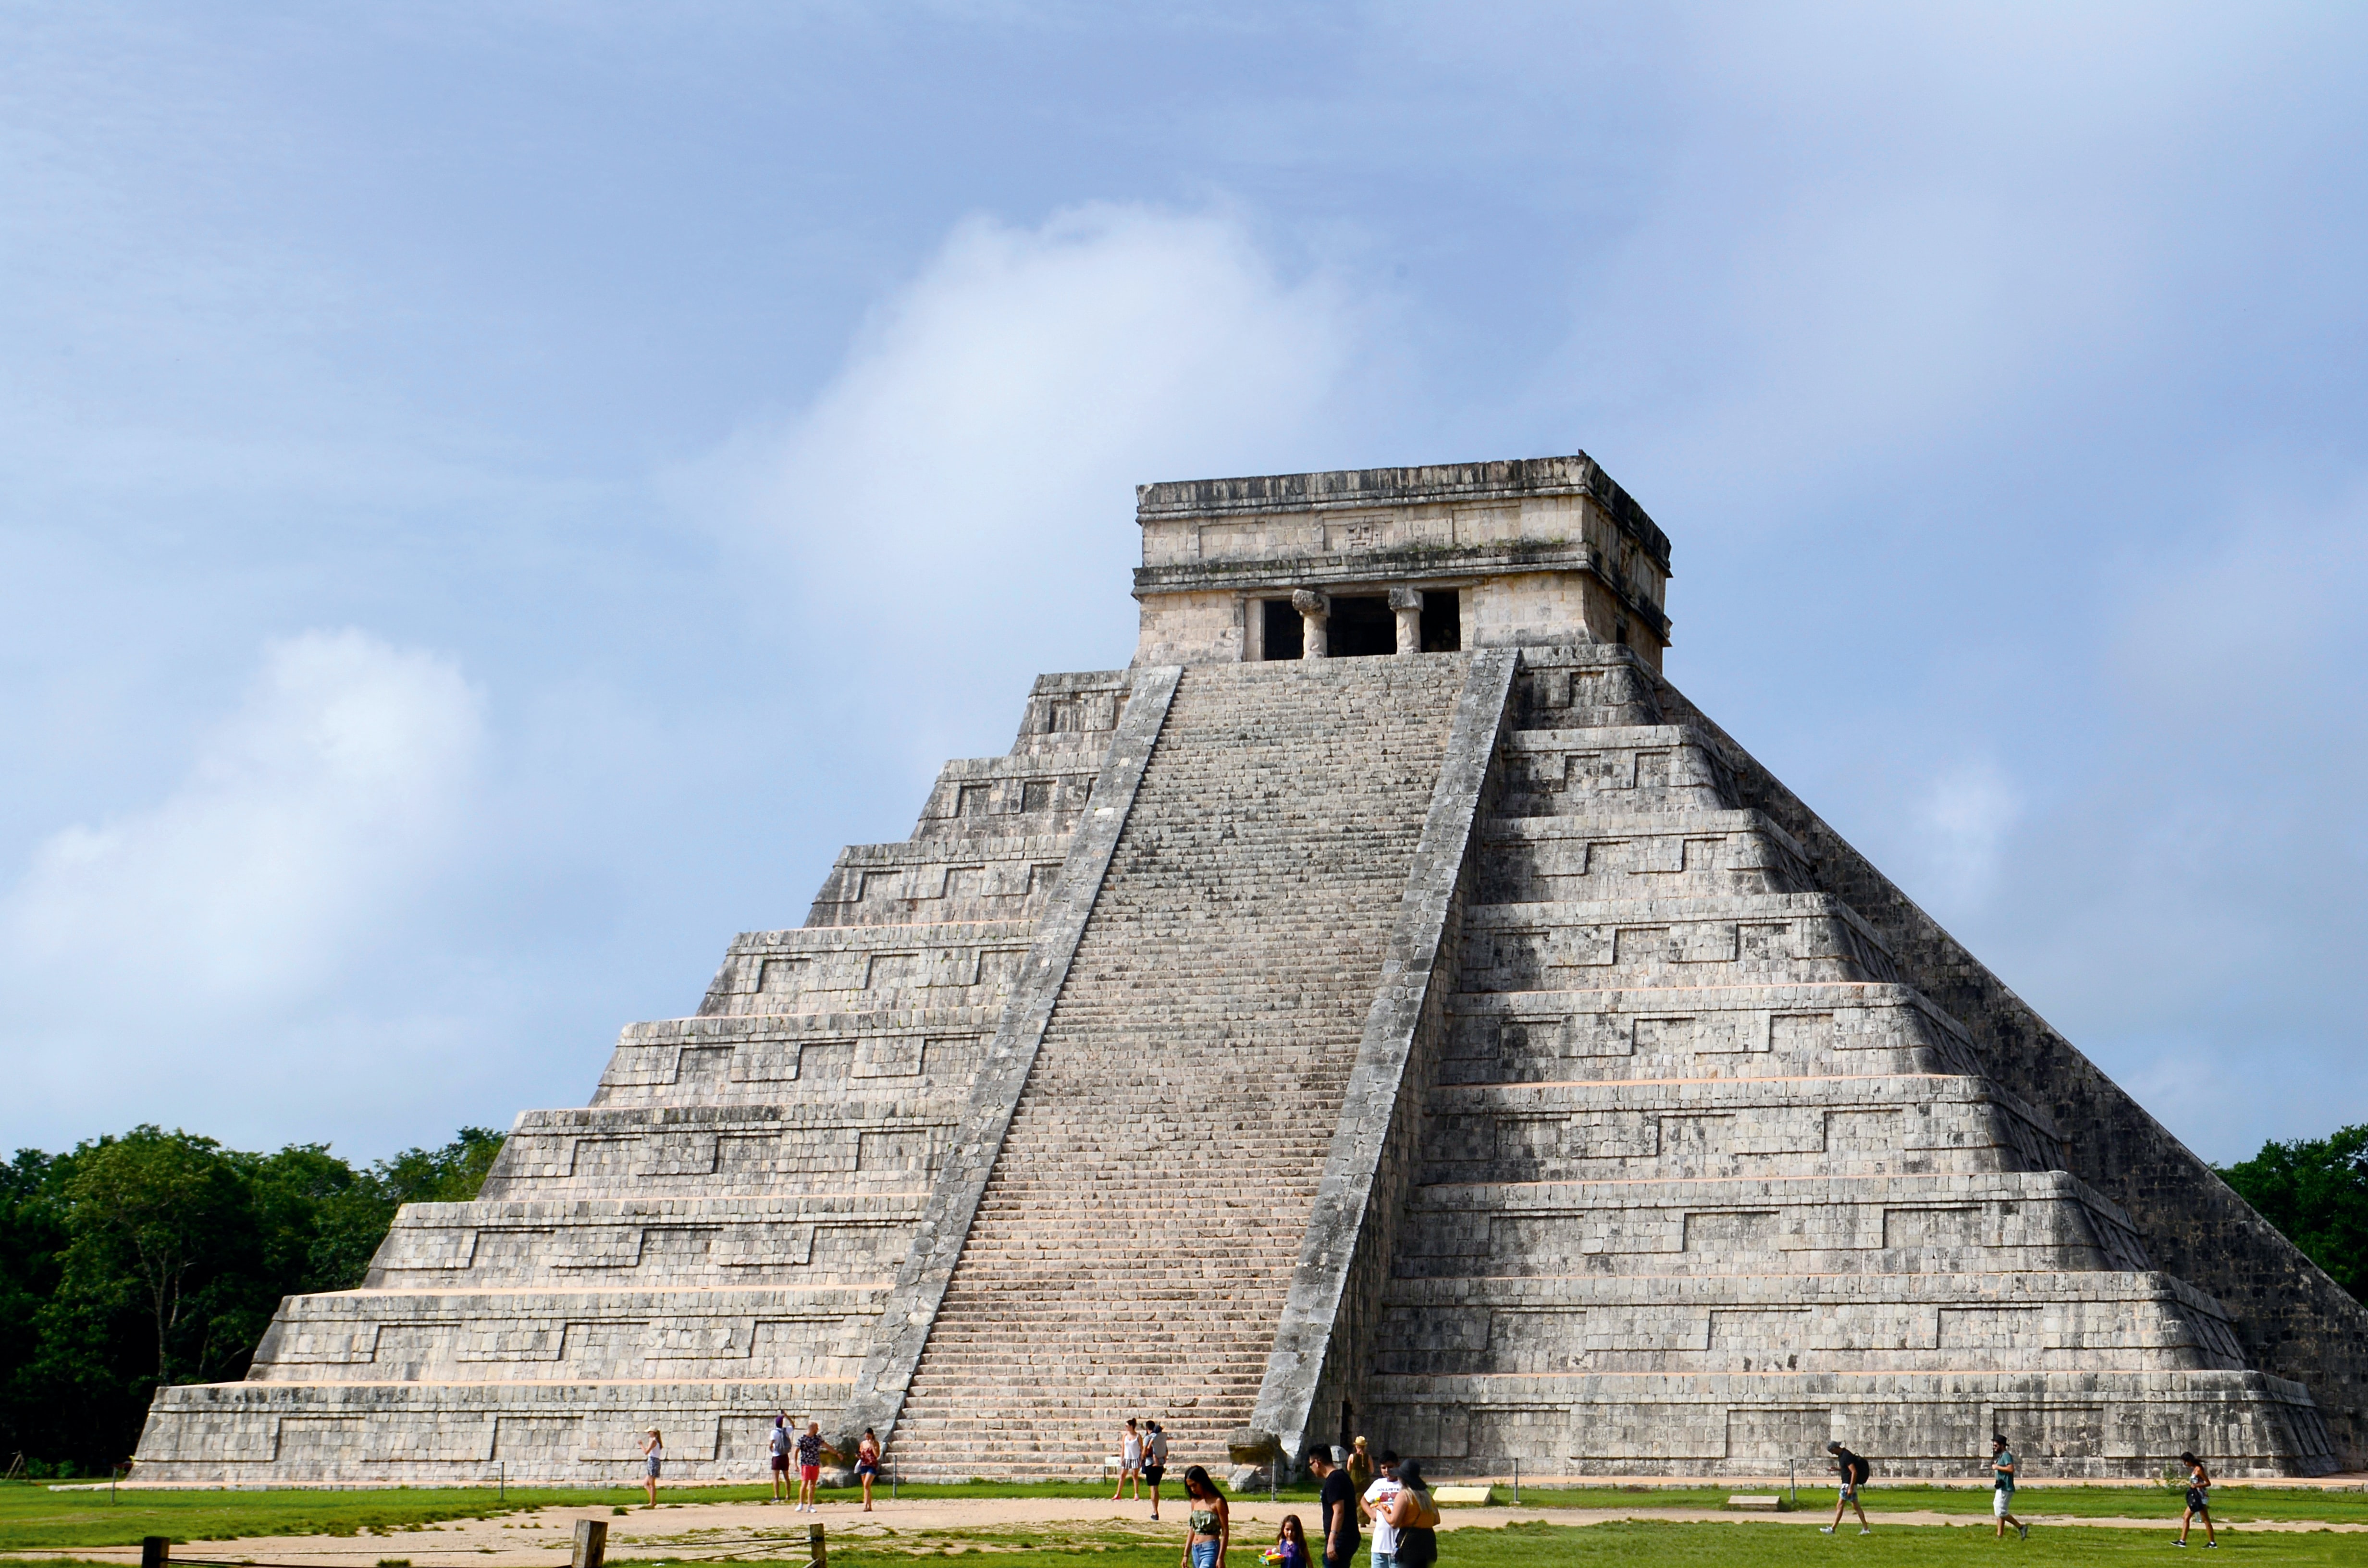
left=0, top=1123, right=504, bottom=1476
left=2217, top=1123, right=2368, bottom=1302
left=56, top=1128, right=251, bottom=1383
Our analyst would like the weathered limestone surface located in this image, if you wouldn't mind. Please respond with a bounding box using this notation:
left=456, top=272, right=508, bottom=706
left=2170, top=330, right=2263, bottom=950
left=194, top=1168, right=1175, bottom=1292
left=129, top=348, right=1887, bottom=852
left=1341, top=647, right=2342, bottom=1478
left=134, top=454, right=2364, bottom=1485
left=132, top=671, right=1144, bottom=1483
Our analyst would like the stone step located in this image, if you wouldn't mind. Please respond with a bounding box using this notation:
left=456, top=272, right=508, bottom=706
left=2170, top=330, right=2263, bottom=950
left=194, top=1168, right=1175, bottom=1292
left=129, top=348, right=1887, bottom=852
left=1440, top=981, right=1981, bottom=1084
left=1373, top=1268, right=2250, bottom=1375
left=1418, top=1073, right=2060, bottom=1186
left=886, top=655, right=1472, bottom=1475
left=1397, top=1170, right=2151, bottom=1278
left=591, top=1008, right=1004, bottom=1109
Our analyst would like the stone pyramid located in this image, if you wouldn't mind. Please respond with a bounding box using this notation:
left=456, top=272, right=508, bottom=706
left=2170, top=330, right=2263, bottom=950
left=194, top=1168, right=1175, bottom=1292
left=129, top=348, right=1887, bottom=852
left=135, top=456, right=2363, bottom=1484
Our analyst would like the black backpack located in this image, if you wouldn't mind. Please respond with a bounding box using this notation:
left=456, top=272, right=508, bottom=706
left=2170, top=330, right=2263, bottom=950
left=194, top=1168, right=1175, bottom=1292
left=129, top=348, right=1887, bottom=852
left=1848, top=1454, right=1873, bottom=1486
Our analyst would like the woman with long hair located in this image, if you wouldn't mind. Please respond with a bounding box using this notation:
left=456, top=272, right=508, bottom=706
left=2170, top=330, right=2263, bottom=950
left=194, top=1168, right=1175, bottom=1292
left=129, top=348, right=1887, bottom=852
left=1177, top=1465, right=1230, bottom=1568
left=641, top=1429, right=663, bottom=1508
left=855, top=1429, right=882, bottom=1513
left=1384, top=1461, right=1441, bottom=1568
left=2176, top=1452, right=2217, bottom=1547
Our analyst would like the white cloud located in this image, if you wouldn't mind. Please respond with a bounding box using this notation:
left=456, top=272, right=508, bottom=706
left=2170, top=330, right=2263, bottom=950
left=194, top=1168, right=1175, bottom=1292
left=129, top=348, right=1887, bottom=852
left=1, top=628, right=485, bottom=1023
left=1913, top=758, right=2022, bottom=912
left=697, top=203, right=1385, bottom=784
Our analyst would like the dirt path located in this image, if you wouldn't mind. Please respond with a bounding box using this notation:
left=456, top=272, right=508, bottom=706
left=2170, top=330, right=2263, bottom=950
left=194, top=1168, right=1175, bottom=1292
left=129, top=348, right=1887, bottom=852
left=12, top=1493, right=2366, bottom=1566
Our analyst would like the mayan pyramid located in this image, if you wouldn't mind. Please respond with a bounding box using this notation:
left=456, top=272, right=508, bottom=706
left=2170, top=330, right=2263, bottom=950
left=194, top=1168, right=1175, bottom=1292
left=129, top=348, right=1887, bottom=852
left=135, top=455, right=2363, bottom=1483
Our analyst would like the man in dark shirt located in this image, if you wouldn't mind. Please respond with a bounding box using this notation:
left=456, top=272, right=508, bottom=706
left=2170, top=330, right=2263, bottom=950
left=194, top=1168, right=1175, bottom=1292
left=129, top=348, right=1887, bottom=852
left=1819, top=1439, right=1872, bottom=1535
left=1307, top=1446, right=1360, bottom=1568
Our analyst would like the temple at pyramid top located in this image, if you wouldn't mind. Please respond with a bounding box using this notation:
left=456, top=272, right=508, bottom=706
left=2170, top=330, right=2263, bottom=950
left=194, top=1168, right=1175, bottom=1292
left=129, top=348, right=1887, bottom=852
left=1132, top=453, right=1672, bottom=667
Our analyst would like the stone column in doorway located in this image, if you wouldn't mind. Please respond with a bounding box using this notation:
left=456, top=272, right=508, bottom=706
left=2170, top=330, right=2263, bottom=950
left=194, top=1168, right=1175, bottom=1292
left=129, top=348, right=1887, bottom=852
left=1389, top=587, right=1423, bottom=654
left=1292, top=589, right=1331, bottom=659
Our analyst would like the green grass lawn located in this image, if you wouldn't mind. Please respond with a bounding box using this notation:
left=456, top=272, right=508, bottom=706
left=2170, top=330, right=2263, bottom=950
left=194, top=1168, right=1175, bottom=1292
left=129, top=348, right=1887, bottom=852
left=604, top=1520, right=2366, bottom=1568
left=3, top=1478, right=2361, bottom=1557
left=0, top=1483, right=1189, bottom=1553
left=1513, top=1483, right=2368, bottom=1525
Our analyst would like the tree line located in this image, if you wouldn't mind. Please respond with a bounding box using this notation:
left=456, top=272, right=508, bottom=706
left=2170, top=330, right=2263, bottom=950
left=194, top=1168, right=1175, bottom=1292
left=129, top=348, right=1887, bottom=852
left=0, top=1118, right=2359, bottom=1480
left=0, top=1125, right=502, bottom=1478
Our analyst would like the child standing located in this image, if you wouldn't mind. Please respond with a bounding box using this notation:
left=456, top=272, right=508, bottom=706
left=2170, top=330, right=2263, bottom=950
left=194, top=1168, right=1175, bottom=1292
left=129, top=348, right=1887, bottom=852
left=1270, top=1515, right=1308, bottom=1568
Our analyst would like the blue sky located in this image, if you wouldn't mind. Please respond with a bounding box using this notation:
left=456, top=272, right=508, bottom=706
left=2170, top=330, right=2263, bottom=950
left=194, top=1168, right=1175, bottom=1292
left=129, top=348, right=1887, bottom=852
left=3, top=4, right=2363, bottom=1166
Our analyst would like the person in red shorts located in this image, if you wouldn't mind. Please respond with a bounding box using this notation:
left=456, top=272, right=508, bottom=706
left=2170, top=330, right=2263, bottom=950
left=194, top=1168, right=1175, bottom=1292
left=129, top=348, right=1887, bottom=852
left=796, top=1421, right=838, bottom=1512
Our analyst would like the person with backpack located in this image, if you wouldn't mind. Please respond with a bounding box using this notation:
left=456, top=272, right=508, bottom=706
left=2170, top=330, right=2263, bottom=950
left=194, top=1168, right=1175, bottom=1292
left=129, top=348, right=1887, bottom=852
left=1819, top=1440, right=1872, bottom=1535
left=766, top=1415, right=793, bottom=1502
left=1143, top=1421, right=1170, bottom=1521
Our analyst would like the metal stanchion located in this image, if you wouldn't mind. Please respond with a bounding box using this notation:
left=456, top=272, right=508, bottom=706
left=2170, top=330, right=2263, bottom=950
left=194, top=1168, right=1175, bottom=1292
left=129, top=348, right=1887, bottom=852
left=1510, top=1458, right=1518, bottom=1506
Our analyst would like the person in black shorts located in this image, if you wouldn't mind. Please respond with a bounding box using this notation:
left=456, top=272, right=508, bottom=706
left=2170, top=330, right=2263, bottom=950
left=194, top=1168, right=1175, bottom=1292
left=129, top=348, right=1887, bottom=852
left=767, top=1414, right=792, bottom=1502
left=1142, top=1421, right=1169, bottom=1521
left=2175, top=1451, right=2217, bottom=1547
left=1307, top=1445, right=1359, bottom=1568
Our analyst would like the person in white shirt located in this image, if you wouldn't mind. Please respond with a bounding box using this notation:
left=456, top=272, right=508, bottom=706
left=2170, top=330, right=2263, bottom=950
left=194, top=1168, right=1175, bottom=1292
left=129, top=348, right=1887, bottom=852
left=1113, top=1418, right=1145, bottom=1502
left=1358, top=1450, right=1404, bottom=1568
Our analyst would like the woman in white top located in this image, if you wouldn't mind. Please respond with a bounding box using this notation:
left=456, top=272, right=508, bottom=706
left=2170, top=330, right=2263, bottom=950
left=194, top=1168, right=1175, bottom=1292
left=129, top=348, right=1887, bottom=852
left=1113, top=1419, right=1145, bottom=1502
left=641, top=1429, right=664, bottom=1508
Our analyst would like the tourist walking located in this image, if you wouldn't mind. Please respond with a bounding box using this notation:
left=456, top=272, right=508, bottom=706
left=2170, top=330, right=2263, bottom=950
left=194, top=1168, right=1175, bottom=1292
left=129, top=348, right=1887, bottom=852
left=1820, top=1439, right=1872, bottom=1535
left=1177, top=1466, right=1231, bottom=1568
left=1114, top=1419, right=1145, bottom=1502
left=796, top=1421, right=834, bottom=1512
left=1360, top=1450, right=1403, bottom=1568
left=855, top=1429, right=882, bottom=1512
left=767, top=1415, right=793, bottom=1502
left=641, top=1429, right=664, bottom=1508
left=1990, top=1434, right=2027, bottom=1540
left=1143, top=1421, right=1170, bottom=1520
left=1271, top=1514, right=1309, bottom=1568
left=1307, top=1446, right=1360, bottom=1568
left=2175, top=1452, right=2217, bottom=1547
left=1381, top=1461, right=1440, bottom=1568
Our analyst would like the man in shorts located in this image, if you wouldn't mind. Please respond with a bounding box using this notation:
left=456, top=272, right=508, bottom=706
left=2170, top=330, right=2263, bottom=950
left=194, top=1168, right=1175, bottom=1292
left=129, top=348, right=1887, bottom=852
left=797, top=1421, right=835, bottom=1513
left=1990, top=1434, right=2028, bottom=1540
left=1819, top=1439, right=1872, bottom=1535
left=767, top=1414, right=793, bottom=1502
left=1307, top=1445, right=1360, bottom=1568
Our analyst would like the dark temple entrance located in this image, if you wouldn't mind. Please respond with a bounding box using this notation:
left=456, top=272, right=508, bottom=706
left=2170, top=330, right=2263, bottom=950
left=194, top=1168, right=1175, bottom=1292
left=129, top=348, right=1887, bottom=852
left=1420, top=591, right=1461, bottom=652
left=1261, top=599, right=1303, bottom=660
left=1327, top=595, right=1394, bottom=657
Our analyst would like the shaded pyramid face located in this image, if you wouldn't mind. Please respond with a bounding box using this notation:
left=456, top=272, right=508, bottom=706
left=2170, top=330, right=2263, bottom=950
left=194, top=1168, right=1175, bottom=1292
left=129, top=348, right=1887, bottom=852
left=134, top=457, right=2363, bottom=1484
left=1368, top=647, right=2334, bottom=1475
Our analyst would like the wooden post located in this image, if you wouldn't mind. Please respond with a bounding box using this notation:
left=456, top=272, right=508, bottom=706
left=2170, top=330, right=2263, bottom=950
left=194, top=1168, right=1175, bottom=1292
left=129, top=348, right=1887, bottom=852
left=571, top=1518, right=607, bottom=1568
left=809, top=1521, right=827, bottom=1568
left=139, top=1539, right=168, bottom=1568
